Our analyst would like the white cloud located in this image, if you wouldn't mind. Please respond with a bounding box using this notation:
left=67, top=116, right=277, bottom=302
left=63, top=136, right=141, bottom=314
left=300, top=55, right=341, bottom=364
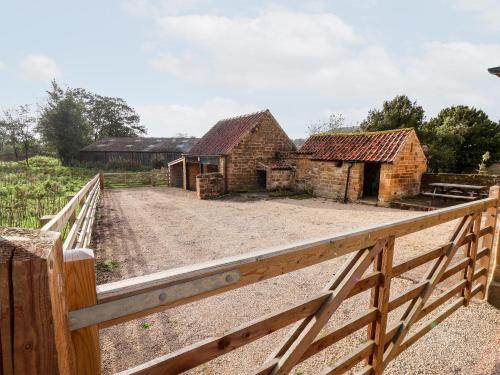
left=450, top=0, right=500, bottom=32
left=0, top=61, right=7, bottom=71
left=20, top=55, right=61, bottom=82
left=136, top=97, right=258, bottom=136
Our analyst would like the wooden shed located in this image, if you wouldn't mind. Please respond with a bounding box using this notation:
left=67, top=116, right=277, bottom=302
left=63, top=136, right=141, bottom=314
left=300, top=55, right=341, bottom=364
left=79, top=137, right=199, bottom=168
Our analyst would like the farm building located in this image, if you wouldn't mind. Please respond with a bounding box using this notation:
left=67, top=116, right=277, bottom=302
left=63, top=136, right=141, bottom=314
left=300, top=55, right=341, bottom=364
left=281, top=128, right=427, bottom=204
left=168, top=110, right=296, bottom=197
left=80, top=137, right=198, bottom=168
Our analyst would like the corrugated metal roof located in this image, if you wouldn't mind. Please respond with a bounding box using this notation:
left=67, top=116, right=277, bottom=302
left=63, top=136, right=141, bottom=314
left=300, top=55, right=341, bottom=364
left=188, top=110, right=271, bottom=156
left=80, top=137, right=199, bottom=153
left=298, top=128, right=414, bottom=163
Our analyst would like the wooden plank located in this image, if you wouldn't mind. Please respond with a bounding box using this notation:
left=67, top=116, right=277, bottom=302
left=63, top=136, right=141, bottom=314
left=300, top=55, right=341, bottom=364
left=117, top=292, right=331, bottom=375
left=90, top=198, right=495, bottom=328
left=0, top=228, right=75, bottom=375
left=367, top=236, right=395, bottom=374
left=64, top=249, right=101, bottom=375
left=41, top=175, right=99, bottom=233
left=320, top=341, right=375, bottom=375
left=0, top=240, right=13, bottom=375
left=463, top=215, right=481, bottom=305
left=269, top=241, right=385, bottom=375
left=481, top=186, right=499, bottom=298
left=421, top=192, right=476, bottom=200
left=383, top=215, right=472, bottom=368
left=63, top=182, right=99, bottom=251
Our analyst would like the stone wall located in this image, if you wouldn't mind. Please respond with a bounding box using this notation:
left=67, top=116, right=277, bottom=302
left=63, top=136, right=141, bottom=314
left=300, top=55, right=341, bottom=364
left=422, top=173, right=500, bottom=190
left=378, top=132, right=427, bottom=204
left=266, top=168, right=294, bottom=191
left=196, top=172, right=225, bottom=199
left=187, top=162, right=200, bottom=190
left=225, top=115, right=296, bottom=192
left=290, top=154, right=363, bottom=201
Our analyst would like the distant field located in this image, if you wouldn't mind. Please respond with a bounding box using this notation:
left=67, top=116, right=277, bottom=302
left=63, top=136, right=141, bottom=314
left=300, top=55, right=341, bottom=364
left=0, top=156, right=95, bottom=228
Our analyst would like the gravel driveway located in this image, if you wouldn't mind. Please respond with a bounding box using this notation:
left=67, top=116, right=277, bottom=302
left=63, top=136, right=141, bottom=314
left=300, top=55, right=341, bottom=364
left=92, top=187, right=500, bottom=375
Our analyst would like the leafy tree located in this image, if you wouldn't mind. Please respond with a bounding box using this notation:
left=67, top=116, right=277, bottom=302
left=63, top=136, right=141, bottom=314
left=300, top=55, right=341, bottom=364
left=38, top=81, right=91, bottom=163
left=73, top=88, right=146, bottom=141
left=360, top=95, right=425, bottom=132
left=421, top=106, right=500, bottom=173
left=0, top=105, right=38, bottom=163
left=307, top=113, right=351, bottom=135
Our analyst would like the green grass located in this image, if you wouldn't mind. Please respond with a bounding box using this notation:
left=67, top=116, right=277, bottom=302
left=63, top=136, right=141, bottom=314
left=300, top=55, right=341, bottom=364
left=96, top=259, right=119, bottom=271
left=0, top=156, right=96, bottom=228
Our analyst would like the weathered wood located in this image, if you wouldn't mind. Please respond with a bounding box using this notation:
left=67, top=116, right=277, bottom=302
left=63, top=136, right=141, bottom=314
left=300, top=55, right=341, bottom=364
left=463, top=214, right=481, bottom=305
left=383, top=215, right=472, bottom=368
left=269, top=241, right=385, bottom=375
left=64, top=249, right=101, bottom=375
left=90, top=198, right=494, bottom=329
left=320, top=341, right=375, bottom=375
left=116, top=292, right=331, bottom=375
left=483, top=186, right=500, bottom=301
left=0, top=228, right=75, bottom=375
left=41, top=174, right=99, bottom=233
left=39, top=215, right=55, bottom=228
left=367, top=236, right=395, bottom=374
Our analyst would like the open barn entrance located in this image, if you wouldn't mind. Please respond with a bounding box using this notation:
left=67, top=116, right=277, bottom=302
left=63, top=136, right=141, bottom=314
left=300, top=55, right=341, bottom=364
left=363, top=162, right=381, bottom=199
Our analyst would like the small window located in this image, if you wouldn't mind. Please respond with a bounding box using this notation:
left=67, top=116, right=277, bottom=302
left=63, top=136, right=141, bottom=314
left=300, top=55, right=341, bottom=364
left=334, top=161, right=342, bottom=167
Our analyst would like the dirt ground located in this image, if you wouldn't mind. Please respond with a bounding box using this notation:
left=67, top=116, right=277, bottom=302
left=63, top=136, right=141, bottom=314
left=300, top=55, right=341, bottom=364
left=92, top=187, right=500, bottom=375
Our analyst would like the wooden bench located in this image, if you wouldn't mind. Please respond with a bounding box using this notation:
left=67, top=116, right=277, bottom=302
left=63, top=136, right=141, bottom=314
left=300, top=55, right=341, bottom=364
left=421, top=192, right=476, bottom=200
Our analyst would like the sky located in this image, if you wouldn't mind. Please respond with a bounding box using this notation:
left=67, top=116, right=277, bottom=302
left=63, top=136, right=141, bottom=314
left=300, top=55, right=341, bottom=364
left=1, top=0, right=500, bottom=138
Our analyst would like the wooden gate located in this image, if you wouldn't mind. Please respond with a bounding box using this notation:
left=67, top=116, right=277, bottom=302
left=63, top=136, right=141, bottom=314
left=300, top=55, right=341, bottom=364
left=0, top=182, right=499, bottom=375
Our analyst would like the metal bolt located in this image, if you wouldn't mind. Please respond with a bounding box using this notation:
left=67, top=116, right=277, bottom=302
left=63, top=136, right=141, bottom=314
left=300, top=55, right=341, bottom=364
left=159, top=292, right=167, bottom=302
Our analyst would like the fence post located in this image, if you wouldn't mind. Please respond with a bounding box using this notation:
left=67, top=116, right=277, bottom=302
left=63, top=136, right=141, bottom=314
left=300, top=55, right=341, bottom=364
left=487, top=185, right=500, bottom=306
left=367, top=236, right=395, bottom=374
left=64, top=248, right=101, bottom=374
left=99, top=172, right=104, bottom=190
left=0, top=228, right=76, bottom=374
left=40, top=214, right=55, bottom=228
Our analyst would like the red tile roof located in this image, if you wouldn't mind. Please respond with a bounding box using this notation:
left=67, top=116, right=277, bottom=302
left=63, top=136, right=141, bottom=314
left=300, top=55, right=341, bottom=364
left=188, top=110, right=273, bottom=156
left=298, top=128, right=414, bottom=163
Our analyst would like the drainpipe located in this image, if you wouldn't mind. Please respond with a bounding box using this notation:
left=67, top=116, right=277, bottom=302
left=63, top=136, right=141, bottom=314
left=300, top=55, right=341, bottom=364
left=343, top=161, right=355, bottom=203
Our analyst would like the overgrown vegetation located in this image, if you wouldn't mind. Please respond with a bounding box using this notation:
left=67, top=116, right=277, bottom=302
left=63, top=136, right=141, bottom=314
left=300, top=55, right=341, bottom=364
left=0, top=156, right=96, bottom=228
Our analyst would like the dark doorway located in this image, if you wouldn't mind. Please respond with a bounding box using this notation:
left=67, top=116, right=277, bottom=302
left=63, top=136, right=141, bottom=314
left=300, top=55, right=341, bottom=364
left=363, top=163, right=381, bottom=198
left=257, top=170, right=267, bottom=190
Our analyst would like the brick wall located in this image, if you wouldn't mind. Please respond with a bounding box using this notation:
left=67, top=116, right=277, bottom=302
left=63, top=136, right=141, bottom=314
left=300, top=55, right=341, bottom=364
left=378, top=132, right=427, bottom=204
left=187, top=162, right=200, bottom=190
left=196, top=172, right=225, bottom=199
left=266, top=168, right=294, bottom=191
left=422, top=173, right=500, bottom=189
left=225, top=116, right=296, bottom=192
left=168, top=162, right=183, bottom=188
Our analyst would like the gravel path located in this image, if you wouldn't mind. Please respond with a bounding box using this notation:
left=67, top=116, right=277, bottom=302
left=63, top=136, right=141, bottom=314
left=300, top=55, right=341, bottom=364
left=92, top=187, right=500, bottom=375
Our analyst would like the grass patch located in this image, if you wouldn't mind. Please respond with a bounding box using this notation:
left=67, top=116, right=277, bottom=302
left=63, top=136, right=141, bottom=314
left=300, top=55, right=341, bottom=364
left=140, top=322, right=153, bottom=329
left=97, top=259, right=119, bottom=271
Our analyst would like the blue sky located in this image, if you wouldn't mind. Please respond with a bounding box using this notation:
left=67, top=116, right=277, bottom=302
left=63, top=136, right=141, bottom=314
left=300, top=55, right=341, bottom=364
left=1, top=0, right=500, bottom=138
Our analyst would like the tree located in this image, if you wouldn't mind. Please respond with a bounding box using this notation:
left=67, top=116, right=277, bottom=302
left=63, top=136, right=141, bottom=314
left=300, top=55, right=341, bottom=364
left=307, top=113, right=348, bottom=135
left=38, top=81, right=91, bottom=163
left=73, top=89, right=146, bottom=141
left=421, top=106, right=500, bottom=173
left=0, top=105, right=37, bottom=163
left=360, top=95, right=425, bottom=132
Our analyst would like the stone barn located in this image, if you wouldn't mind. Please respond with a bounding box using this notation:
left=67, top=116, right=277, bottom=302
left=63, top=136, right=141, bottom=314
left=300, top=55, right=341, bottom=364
left=80, top=137, right=198, bottom=168
left=168, top=110, right=296, bottom=197
left=286, top=128, right=427, bottom=205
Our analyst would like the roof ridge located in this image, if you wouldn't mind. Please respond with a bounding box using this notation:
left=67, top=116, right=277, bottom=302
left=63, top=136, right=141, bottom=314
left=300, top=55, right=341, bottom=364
left=216, top=109, right=269, bottom=124
left=312, top=127, right=414, bottom=137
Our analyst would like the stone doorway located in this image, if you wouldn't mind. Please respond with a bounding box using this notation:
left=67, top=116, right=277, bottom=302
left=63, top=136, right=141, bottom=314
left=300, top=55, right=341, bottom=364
left=363, top=162, right=381, bottom=199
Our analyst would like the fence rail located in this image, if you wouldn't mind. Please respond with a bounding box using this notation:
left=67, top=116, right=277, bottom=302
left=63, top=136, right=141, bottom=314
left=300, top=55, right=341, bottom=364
left=1, top=184, right=499, bottom=375
left=40, top=173, right=103, bottom=250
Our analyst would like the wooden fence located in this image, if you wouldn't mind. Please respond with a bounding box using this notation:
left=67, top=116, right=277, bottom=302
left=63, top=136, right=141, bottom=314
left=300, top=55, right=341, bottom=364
left=40, top=173, right=103, bottom=250
left=102, top=171, right=168, bottom=189
left=1, top=186, right=499, bottom=375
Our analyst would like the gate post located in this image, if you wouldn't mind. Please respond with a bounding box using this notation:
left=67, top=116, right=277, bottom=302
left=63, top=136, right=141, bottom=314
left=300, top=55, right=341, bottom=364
left=487, top=186, right=500, bottom=307
left=0, top=228, right=75, bottom=374
left=64, top=248, right=101, bottom=375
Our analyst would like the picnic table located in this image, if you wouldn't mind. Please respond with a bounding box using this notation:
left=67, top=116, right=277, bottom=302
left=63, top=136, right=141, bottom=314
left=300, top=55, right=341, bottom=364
left=422, top=182, right=487, bottom=201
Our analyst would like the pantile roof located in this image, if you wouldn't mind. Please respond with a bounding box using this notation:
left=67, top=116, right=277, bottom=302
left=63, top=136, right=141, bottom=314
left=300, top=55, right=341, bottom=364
left=298, top=128, right=415, bottom=163
left=188, top=110, right=272, bottom=156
